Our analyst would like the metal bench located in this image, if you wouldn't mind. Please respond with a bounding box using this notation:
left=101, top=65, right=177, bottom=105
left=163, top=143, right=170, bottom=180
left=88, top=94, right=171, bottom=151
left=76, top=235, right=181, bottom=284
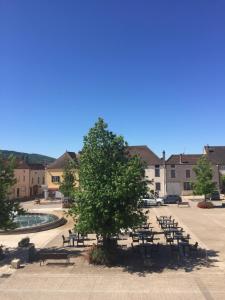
left=39, top=252, right=71, bottom=266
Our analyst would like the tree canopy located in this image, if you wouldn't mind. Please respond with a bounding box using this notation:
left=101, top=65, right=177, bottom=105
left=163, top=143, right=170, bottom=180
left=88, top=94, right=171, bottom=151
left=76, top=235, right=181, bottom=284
left=70, top=118, right=148, bottom=244
left=0, top=154, right=24, bottom=230
left=59, top=159, right=78, bottom=199
left=193, top=156, right=216, bottom=200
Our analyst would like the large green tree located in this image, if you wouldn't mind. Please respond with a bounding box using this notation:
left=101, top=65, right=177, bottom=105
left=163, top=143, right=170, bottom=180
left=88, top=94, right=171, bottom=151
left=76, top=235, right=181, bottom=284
left=0, top=154, right=24, bottom=230
left=59, top=159, right=78, bottom=199
left=70, top=118, right=148, bottom=247
left=193, top=156, right=216, bottom=201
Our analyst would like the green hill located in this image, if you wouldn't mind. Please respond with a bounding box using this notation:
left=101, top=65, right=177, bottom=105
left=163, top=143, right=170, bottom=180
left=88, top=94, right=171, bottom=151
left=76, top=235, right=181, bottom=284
left=0, top=150, right=55, bottom=164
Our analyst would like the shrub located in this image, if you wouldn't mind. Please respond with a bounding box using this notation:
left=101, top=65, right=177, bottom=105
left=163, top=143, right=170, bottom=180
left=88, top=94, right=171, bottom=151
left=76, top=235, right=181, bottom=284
left=87, top=244, right=111, bottom=265
left=18, top=237, right=30, bottom=247
left=197, top=201, right=214, bottom=209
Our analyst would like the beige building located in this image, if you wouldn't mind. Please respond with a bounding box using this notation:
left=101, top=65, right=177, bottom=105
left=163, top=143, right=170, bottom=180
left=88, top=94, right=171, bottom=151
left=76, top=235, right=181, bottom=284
left=45, top=151, right=77, bottom=197
left=166, top=153, right=220, bottom=196
left=204, top=145, right=225, bottom=190
left=10, top=161, right=45, bottom=199
left=128, top=146, right=166, bottom=197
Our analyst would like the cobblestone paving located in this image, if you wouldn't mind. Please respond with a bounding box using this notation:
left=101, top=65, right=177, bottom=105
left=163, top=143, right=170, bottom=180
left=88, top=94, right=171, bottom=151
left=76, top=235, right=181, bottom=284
left=1, top=200, right=225, bottom=299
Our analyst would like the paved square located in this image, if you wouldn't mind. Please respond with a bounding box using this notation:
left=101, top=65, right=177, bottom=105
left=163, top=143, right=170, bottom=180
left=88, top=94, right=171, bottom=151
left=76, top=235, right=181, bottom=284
left=1, top=200, right=225, bottom=299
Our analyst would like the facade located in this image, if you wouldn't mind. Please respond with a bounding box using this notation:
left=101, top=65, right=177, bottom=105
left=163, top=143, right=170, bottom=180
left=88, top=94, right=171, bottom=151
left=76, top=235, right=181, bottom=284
left=44, top=145, right=225, bottom=198
left=128, top=146, right=166, bottom=197
left=45, top=151, right=77, bottom=196
left=204, top=145, right=225, bottom=190
left=166, top=154, right=202, bottom=196
left=10, top=161, right=45, bottom=199
left=166, top=149, right=223, bottom=196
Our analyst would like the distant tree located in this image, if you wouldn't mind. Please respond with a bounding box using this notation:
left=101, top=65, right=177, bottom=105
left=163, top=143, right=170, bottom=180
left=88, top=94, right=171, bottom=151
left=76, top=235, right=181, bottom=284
left=0, top=154, right=24, bottom=230
left=193, top=156, right=216, bottom=201
left=70, top=118, right=148, bottom=248
left=59, top=159, right=78, bottom=199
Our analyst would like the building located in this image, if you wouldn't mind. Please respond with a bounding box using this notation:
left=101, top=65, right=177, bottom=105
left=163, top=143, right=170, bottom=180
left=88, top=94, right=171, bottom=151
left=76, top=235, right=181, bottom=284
left=166, top=154, right=202, bottom=196
left=204, top=145, right=225, bottom=190
left=10, top=160, right=45, bottom=199
left=166, top=151, right=221, bottom=196
left=45, top=151, right=77, bottom=197
left=128, top=146, right=166, bottom=197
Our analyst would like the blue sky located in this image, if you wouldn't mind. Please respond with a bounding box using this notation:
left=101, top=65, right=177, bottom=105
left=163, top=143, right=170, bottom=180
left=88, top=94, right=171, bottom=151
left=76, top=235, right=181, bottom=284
left=1, top=0, right=225, bottom=159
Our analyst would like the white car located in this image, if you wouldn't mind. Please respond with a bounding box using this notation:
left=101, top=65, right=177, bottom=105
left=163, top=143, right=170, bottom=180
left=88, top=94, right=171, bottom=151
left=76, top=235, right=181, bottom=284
left=141, top=195, right=164, bottom=207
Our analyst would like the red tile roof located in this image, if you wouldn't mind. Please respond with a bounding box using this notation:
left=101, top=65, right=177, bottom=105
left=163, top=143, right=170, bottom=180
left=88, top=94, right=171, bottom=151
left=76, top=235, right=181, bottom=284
left=47, top=151, right=77, bottom=170
left=166, top=154, right=202, bottom=165
left=127, top=145, right=162, bottom=165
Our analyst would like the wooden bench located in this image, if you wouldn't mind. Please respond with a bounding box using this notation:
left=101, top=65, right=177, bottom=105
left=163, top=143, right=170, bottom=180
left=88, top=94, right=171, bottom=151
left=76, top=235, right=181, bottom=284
left=178, top=201, right=190, bottom=207
left=39, top=252, right=71, bottom=266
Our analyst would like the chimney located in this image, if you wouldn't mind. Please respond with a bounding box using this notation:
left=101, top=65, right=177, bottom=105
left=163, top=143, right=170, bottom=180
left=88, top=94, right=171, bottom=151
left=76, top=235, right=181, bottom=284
left=179, top=154, right=182, bottom=164
left=162, top=150, right=166, bottom=162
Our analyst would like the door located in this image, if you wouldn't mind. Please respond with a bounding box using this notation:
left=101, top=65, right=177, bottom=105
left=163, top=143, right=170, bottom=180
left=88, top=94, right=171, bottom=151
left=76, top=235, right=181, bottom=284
left=16, top=188, right=20, bottom=198
left=167, top=182, right=181, bottom=195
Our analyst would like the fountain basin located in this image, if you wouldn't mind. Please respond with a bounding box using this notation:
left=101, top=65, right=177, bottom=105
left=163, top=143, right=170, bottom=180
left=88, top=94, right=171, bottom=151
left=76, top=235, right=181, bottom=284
left=0, top=213, right=66, bottom=234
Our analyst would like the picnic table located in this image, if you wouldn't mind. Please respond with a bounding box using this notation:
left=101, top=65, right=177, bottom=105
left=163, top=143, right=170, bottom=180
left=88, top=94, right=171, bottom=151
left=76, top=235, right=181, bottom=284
left=136, top=231, right=154, bottom=244
left=164, top=228, right=183, bottom=238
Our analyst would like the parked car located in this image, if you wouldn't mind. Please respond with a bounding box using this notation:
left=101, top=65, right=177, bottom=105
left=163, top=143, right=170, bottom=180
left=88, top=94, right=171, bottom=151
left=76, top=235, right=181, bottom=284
left=206, top=191, right=220, bottom=201
left=163, top=195, right=182, bottom=204
left=141, top=194, right=164, bottom=207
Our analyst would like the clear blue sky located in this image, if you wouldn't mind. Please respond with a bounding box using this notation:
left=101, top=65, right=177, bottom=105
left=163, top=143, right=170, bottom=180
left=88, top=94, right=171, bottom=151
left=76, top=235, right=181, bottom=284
left=1, top=0, right=225, bottom=159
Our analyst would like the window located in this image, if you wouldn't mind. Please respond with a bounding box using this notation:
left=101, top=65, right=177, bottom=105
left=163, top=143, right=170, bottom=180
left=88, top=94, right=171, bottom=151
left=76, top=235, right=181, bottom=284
left=171, top=164, right=175, bottom=168
left=23, top=176, right=25, bottom=182
left=42, top=176, right=45, bottom=184
left=171, top=169, right=176, bottom=178
left=155, top=182, right=161, bottom=191
left=38, top=177, right=40, bottom=184
left=155, top=165, right=160, bottom=177
left=52, top=176, right=60, bottom=183
left=31, top=178, right=33, bottom=184
left=186, top=170, right=191, bottom=178
left=184, top=182, right=192, bottom=190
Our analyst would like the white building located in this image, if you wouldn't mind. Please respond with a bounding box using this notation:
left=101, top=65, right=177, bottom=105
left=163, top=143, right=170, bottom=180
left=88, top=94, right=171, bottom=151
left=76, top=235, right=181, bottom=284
left=128, top=146, right=166, bottom=197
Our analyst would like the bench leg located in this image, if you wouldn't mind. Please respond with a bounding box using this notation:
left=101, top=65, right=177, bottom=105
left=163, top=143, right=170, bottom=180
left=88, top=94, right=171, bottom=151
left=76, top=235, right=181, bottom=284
left=40, top=260, right=44, bottom=266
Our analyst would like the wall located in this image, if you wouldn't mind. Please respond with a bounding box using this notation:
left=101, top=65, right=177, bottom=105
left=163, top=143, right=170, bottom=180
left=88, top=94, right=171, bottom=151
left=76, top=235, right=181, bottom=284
left=166, top=164, right=220, bottom=196
left=11, top=168, right=30, bottom=198
left=145, top=165, right=166, bottom=197
left=30, top=169, right=45, bottom=195
left=45, top=169, right=63, bottom=190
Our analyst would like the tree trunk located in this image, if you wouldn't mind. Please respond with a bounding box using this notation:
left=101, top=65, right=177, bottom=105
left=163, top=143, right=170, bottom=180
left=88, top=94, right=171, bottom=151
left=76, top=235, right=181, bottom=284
left=102, top=235, right=117, bottom=250
left=102, top=235, right=111, bottom=249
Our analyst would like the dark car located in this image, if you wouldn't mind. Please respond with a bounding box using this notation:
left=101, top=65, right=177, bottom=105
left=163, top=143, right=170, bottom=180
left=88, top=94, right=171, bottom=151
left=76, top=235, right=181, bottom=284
left=163, top=195, right=182, bottom=204
left=206, top=191, right=220, bottom=201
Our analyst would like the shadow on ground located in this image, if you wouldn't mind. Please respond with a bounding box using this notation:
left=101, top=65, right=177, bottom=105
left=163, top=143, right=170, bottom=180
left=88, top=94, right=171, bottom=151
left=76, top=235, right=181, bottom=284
left=0, top=243, right=220, bottom=277
left=114, top=244, right=220, bottom=276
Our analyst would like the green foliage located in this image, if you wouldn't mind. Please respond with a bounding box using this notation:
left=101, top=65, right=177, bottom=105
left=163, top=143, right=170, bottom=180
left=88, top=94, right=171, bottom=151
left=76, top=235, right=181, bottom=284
left=0, top=154, right=24, bottom=230
left=59, top=159, right=78, bottom=198
left=193, top=156, right=216, bottom=200
left=0, top=150, right=55, bottom=164
left=87, top=244, right=111, bottom=265
left=70, top=118, right=148, bottom=243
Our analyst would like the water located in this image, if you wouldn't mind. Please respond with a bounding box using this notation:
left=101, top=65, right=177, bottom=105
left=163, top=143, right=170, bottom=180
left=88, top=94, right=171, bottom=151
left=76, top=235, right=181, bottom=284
left=14, top=213, right=59, bottom=228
